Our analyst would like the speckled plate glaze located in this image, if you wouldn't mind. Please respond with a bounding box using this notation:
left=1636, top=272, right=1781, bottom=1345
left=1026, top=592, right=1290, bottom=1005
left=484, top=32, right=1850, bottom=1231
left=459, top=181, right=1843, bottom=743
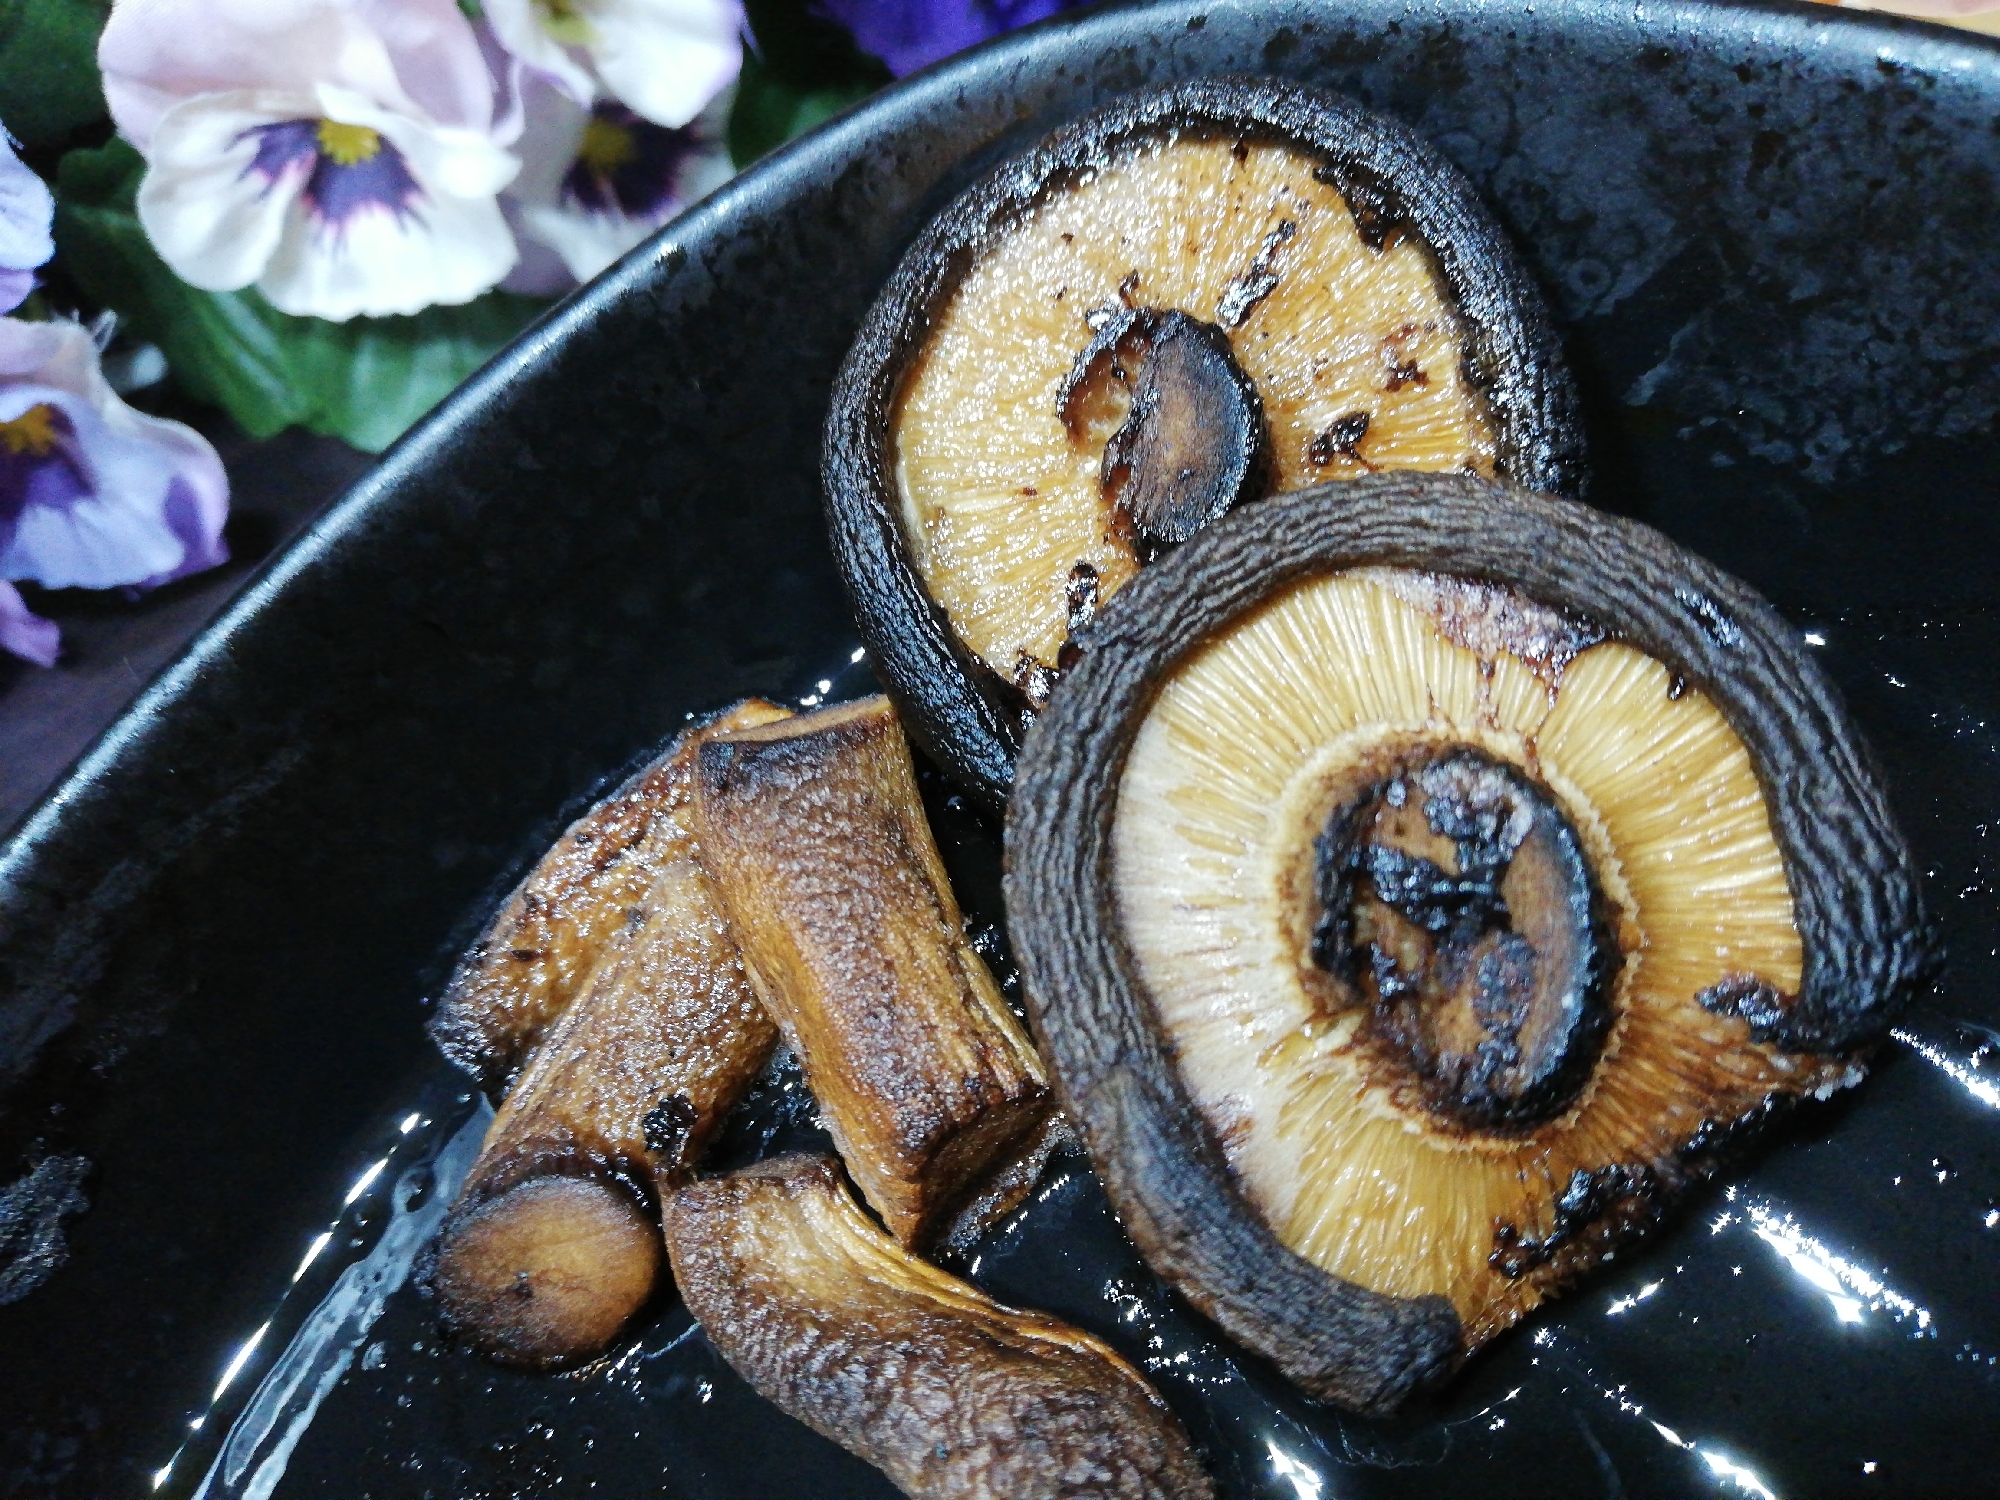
left=2, top=3, right=1997, bottom=1497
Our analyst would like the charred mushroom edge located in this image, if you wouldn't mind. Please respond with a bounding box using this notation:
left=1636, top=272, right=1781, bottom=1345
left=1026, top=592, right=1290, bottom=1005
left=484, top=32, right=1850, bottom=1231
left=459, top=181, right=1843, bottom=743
left=1003, top=473, right=1934, bottom=1414
left=825, top=75, right=1589, bottom=809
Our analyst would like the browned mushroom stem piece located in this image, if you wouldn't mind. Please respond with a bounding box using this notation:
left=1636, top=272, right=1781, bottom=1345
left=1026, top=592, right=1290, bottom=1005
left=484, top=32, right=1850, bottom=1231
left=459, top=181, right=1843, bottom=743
left=430, top=704, right=788, bottom=1370
left=662, top=1154, right=1214, bottom=1500
left=694, top=696, right=1058, bottom=1252
left=1005, top=475, right=1933, bottom=1413
left=428, top=699, right=791, bottom=1092
left=825, top=76, right=1586, bottom=806
left=1057, top=307, right=1268, bottom=556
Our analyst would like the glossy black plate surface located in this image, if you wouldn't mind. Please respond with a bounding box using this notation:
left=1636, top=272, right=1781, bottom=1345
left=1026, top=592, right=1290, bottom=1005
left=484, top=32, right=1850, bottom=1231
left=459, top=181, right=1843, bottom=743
left=3, top=2, right=1998, bottom=1496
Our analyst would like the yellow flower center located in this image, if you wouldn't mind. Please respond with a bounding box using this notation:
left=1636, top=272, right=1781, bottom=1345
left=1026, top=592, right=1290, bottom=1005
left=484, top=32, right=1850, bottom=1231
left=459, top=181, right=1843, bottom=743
left=577, top=116, right=636, bottom=176
left=0, top=404, right=60, bottom=458
left=535, top=0, right=597, bottom=46
left=316, top=120, right=382, bottom=167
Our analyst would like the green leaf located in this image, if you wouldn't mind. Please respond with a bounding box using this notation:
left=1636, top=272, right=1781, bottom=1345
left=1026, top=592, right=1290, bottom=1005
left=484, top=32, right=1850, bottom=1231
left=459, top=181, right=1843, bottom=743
left=0, top=0, right=112, bottom=150
left=53, top=139, right=546, bottom=452
left=742, top=0, right=890, bottom=89
left=728, top=47, right=881, bottom=170
left=729, top=0, right=888, bottom=168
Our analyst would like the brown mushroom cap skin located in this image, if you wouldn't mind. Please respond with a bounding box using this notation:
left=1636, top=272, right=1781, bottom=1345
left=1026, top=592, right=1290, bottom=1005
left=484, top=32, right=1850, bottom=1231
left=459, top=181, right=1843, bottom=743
left=825, top=76, right=1587, bottom=809
left=662, top=1154, right=1214, bottom=1500
left=1004, top=475, right=1934, bottom=1412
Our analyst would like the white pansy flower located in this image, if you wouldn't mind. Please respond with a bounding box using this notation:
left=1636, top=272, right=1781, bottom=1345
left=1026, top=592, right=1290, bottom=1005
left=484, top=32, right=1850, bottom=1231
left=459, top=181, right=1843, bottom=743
left=504, top=77, right=733, bottom=292
left=99, top=0, right=520, bottom=322
left=484, top=0, right=743, bottom=129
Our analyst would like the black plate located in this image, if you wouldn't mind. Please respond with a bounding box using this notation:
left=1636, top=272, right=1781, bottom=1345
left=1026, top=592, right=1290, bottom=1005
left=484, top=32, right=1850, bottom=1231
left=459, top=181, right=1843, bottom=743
left=4, top=2, right=1998, bottom=1495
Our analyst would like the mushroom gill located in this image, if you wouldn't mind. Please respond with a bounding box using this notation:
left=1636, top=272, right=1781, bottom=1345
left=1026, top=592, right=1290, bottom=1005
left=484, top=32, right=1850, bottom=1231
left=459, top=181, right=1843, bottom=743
left=1005, top=475, right=1931, bottom=1408
left=826, top=78, right=1583, bottom=806
left=897, top=133, right=1493, bottom=691
left=1111, top=566, right=1828, bottom=1344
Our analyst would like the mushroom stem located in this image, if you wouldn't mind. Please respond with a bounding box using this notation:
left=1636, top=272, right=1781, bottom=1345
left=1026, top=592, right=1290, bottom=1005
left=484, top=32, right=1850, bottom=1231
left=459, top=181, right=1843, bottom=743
left=1057, top=307, right=1269, bottom=555
left=430, top=704, right=787, bottom=1370
left=428, top=699, right=790, bottom=1092
left=694, top=696, right=1054, bottom=1250
left=662, top=1155, right=1214, bottom=1500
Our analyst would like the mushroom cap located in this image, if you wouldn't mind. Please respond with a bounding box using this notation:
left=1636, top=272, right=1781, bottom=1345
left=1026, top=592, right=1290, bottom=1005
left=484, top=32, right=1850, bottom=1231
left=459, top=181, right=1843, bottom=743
left=1003, top=474, right=1934, bottom=1412
left=826, top=77, right=1586, bottom=809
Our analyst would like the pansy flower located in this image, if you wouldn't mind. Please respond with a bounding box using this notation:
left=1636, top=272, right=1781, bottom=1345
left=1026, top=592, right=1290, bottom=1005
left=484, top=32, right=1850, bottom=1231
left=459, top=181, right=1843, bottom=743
left=505, top=80, right=733, bottom=291
left=814, top=0, right=1086, bottom=77
left=0, top=128, right=55, bottom=315
left=1, top=318, right=229, bottom=667
left=484, top=0, right=743, bottom=129
left=99, top=0, right=520, bottom=322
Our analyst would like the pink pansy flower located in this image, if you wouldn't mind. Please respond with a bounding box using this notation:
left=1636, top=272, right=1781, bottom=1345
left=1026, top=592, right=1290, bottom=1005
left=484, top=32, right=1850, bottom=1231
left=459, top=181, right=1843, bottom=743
left=484, top=0, right=743, bottom=129
left=99, top=0, right=521, bottom=322
left=0, top=128, right=55, bottom=315
left=504, top=77, right=733, bottom=292
left=1, top=318, right=229, bottom=667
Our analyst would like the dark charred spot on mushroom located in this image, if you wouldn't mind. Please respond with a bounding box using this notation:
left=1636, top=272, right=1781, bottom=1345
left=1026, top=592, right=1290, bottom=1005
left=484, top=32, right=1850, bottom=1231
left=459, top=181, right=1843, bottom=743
left=1697, top=973, right=1793, bottom=1043
left=1215, top=219, right=1296, bottom=329
left=1312, top=748, right=1620, bottom=1131
left=1489, top=1164, right=1671, bottom=1280
left=1065, top=561, right=1101, bottom=634
left=1681, top=1092, right=1799, bottom=1163
left=1312, top=160, right=1406, bottom=251
left=1117, top=269, right=1142, bottom=307
left=643, top=1093, right=700, bottom=1164
left=1668, top=672, right=1688, bottom=701
left=1057, top=307, right=1269, bottom=556
left=1309, top=411, right=1373, bottom=468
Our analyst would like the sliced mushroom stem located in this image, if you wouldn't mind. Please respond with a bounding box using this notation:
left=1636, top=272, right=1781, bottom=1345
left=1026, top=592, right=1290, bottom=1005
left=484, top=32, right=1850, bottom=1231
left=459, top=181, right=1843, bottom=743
left=1057, top=307, right=1269, bottom=554
left=429, top=699, right=791, bottom=1091
left=431, top=706, right=788, bottom=1370
left=1310, top=745, right=1618, bottom=1130
left=694, top=696, right=1053, bottom=1249
left=661, top=1155, right=1214, bottom=1500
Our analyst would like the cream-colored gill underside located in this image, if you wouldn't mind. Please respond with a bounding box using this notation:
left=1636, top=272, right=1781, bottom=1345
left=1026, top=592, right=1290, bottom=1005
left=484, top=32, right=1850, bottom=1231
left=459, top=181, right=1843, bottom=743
left=894, top=136, right=1497, bottom=678
left=1112, top=570, right=1813, bottom=1337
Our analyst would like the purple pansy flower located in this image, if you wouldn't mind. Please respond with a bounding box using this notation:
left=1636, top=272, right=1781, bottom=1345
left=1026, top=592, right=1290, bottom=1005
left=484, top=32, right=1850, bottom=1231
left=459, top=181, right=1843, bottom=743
left=0, top=318, right=229, bottom=667
left=100, top=0, right=520, bottom=322
left=815, top=0, right=1086, bottom=77
left=0, top=127, right=55, bottom=316
left=503, top=78, right=733, bottom=292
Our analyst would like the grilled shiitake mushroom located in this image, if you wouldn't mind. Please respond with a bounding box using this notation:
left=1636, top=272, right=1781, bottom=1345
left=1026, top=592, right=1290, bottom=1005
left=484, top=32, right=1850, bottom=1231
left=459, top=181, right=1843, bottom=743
left=826, top=76, right=1585, bottom=806
left=662, top=1154, right=1214, bottom=1500
left=431, top=704, right=787, bottom=1369
left=429, top=699, right=791, bottom=1091
left=1006, top=476, right=1931, bottom=1414
left=695, top=697, right=1060, bottom=1252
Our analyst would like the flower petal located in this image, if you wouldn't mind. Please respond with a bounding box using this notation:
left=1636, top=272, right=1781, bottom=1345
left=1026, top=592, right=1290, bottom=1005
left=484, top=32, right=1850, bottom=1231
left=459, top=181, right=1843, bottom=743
left=255, top=174, right=517, bottom=321
left=103, top=0, right=403, bottom=148
left=0, top=319, right=229, bottom=595
left=100, top=0, right=491, bottom=147
left=588, top=0, right=743, bottom=128
left=0, top=579, right=58, bottom=667
left=0, top=131, right=55, bottom=300
left=482, top=0, right=600, bottom=109
left=1, top=387, right=189, bottom=591
left=135, top=92, right=312, bottom=293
